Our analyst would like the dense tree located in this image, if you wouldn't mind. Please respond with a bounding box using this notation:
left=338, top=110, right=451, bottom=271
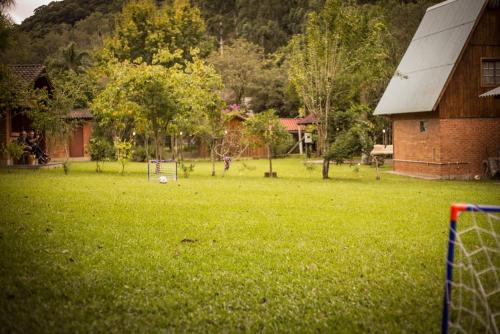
left=0, top=0, right=14, bottom=53
left=92, top=63, right=178, bottom=159
left=103, top=0, right=207, bottom=66
left=47, top=42, right=90, bottom=73
left=288, top=0, right=391, bottom=179
left=207, top=38, right=265, bottom=106
left=173, top=58, right=224, bottom=175
left=207, top=38, right=298, bottom=116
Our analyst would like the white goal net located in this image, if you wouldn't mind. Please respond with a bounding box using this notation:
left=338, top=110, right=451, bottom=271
left=443, top=204, right=500, bottom=334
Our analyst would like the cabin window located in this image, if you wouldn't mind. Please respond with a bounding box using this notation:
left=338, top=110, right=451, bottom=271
left=482, top=59, right=500, bottom=86
left=419, top=121, right=428, bottom=133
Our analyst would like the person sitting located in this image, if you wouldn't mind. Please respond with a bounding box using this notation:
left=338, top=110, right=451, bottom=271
left=27, top=130, right=50, bottom=164
left=16, top=131, right=32, bottom=164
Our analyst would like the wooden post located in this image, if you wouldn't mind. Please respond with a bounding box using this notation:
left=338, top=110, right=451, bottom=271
left=298, top=126, right=303, bottom=155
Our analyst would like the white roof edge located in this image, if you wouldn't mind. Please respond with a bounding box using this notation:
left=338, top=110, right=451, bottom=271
left=427, top=0, right=459, bottom=11
left=479, top=86, right=500, bottom=97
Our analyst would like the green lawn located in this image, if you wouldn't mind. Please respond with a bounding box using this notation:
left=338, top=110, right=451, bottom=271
left=0, top=158, right=498, bottom=333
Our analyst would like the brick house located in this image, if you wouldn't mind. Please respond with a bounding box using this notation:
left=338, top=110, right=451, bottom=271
left=375, top=0, right=500, bottom=179
left=0, top=65, right=93, bottom=162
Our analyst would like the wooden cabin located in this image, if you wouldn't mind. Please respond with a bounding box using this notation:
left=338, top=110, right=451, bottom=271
left=0, top=65, right=93, bottom=162
left=197, top=112, right=267, bottom=158
left=375, top=0, right=500, bottom=179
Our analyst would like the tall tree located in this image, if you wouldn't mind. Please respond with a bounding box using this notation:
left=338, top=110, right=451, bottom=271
left=92, top=63, right=179, bottom=160
left=288, top=0, right=390, bottom=179
left=288, top=0, right=345, bottom=178
left=207, top=38, right=265, bottom=106
left=103, top=0, right=207, bottom=66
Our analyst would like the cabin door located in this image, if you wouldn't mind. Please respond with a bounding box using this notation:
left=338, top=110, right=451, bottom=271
left=70, top=126, right=84, bottom=157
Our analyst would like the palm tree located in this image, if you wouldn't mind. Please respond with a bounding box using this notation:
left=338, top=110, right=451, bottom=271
left=50, top=42, right=90, bottom=73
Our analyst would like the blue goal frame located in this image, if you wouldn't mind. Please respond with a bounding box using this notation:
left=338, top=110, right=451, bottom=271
left=441, top=203, right=500, bottom=334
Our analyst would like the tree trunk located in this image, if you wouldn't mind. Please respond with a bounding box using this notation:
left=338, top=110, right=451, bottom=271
left=145, top=134, right=149, bottom=162
left=268, top=144, right=273, bottom=175
left=210, top=138, right=216, bottom=176
left=322, top=158, right=330, bottom=179
left=154, top=134, right=161, bottom=161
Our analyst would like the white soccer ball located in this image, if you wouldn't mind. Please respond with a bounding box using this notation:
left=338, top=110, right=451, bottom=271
left=159, top=176, right=168, bottom=184
left=474, top=175, right=480, bottom=181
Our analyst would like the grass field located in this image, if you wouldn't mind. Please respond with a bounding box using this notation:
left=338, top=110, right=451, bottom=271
left=0, top=158, right=498, bottom=333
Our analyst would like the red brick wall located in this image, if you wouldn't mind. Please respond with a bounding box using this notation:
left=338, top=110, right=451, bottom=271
left=47, top=121, right=92, bottom=159
left=440, top=118, right=500, bottom=176
left=393, top=114, right=441, bottom=162
left=392, top=116, right=500, bottom=178
left=47, top=137, right=67, bottom=159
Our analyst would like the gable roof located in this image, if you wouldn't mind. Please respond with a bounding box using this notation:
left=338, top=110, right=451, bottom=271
left=279, top=118, right=304, bottom=132
left=9, top=64, right=48, bottom=84
left=66, top=108, right=93, bottom=120
left=297, top=114, right=319, bottom=125
left=374, top=0, right=488, bottom=116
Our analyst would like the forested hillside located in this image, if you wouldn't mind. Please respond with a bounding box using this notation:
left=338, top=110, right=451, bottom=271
left=5, top=0, right=438, bottom=63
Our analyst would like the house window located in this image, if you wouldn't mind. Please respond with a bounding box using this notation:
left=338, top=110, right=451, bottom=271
left=482, top=59, right=500, bottom=86
left=419, top=120, right=427, bottom=133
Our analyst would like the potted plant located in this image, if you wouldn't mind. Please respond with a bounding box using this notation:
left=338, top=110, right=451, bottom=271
left=0, top=144, right=7, bottom=165
left=5, top=141, right=24, bottom=165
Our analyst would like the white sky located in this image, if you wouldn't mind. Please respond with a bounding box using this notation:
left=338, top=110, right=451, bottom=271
left=7, top=0, right=62, bottom=24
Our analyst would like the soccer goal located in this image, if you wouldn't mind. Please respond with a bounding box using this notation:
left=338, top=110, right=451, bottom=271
left=147, top=160, right=178, bottom=182
left=442, top=203, right=500, bottom=334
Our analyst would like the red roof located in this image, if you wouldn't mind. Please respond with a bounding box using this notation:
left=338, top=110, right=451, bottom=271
left=279, top=118, right=304, bottom=132
left=297, top=114, right=319, bottom=125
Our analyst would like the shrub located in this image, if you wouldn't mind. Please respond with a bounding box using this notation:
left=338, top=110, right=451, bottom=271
left=181, top=162, right=195, bottom=178
left=114, top=139, right=132, bottom=175
left=131, top=146, right=147, bottom=162
left=89, top=138, right=113, bottom=172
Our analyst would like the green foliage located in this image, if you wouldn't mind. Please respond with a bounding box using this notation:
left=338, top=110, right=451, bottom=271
left=0, top=0, right=13, bottom=53
left=3, top=141, right=24, bottom=160
left=89, top=137, right=113, bottom=172
left=131, top=146, right=149, bottom=162
left=92, top=62, right=178, bottom=159
left=62, top=160, right=71, bottom=174
left=103, top=0, right=207, bottom=66
left=244, top=109, right=290, bottom=150
left=92, top=56, right=223, bottom=162
left=46, top=42, right=90, bottom=74
left=207, top=38, right=295, bottom=115
left=181, top=162, right=195, bottom=178
left=244, top=109, right=291, bottom=175
left=114, top=139, right=132, bottom=175
left=288, top=1, right=390, bottom=157
left=26, top=72, right=88, bottom=159
left=326, top=122, right=373, bottom=164
left=192, top=0, right=321, bottom=53
left=207, top=38, right=265, bottom=105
